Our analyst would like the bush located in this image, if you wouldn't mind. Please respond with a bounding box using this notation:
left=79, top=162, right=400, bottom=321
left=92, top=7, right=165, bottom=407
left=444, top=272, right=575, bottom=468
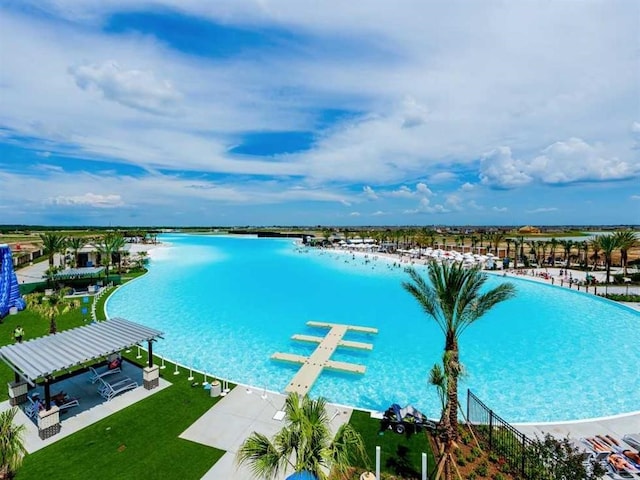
left=601, top=293, right=640, bottom=302
left=475, top=461, right=489, bottom=476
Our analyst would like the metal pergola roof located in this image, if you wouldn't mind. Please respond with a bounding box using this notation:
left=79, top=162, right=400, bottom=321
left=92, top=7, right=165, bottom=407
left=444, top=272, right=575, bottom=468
left=0, top=317, right=163, bottom=385
left=52, top=267, right=105, bottom=279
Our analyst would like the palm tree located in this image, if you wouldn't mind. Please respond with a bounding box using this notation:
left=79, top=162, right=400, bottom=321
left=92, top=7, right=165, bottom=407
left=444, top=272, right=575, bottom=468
left=613, top=231, right=638, bottom=276
left=97, top=232, right=126, bottom=278
left=588, top=238, right=601, bottom=271
left=490, top=232, right=504, bottom=255
left=505, top=238, right=513, bottom=260
left=429, top=361, right=448, bottom=425
left=34, top=292, right=69, bottom=334
left=39, top=232, right=67, bottom=269
left=593, top=234, right=621, bottom=284
left=402, top=262, right=515, bottom=480
left=236, top=392, right=366, bottom=480
left=0, top=408, right=27, bottom=479
left=549, top=237, right=559, bottom=267
left=66, top=237, right=85, bottom=268
left=559, top=240, right=574, bottom=270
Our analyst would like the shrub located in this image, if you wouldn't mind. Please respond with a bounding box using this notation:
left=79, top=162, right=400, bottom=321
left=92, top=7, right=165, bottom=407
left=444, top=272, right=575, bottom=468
left=475, top=461, right=489, bottom=476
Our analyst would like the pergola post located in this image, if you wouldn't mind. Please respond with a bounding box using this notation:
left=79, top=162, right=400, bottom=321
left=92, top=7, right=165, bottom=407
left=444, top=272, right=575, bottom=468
left=38, top=376, right=61, bottom=439
left=7, top=373, right=28, bottom=406
left=143, top=340, right=159, bottom=390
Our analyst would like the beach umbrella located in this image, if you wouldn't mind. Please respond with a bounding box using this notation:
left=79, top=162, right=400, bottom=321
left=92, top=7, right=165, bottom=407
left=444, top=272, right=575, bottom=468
left=286, top=472, right=318, bottom=480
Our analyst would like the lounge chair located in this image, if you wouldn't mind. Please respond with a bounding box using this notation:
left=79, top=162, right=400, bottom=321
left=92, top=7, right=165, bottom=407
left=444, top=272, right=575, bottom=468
left=88, top=361, right=122, bottom=383
left=54, top=394, right=79, bottom=412
left=24, top=394, right=43, bottom=419
left=97, top=376, right=138, bottom=401
left=623, top=434, right=640, bottom=451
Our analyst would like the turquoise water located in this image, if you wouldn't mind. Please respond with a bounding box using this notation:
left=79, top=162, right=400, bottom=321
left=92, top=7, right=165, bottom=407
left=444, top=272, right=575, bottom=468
left=107, top=234, right=640, bottom=422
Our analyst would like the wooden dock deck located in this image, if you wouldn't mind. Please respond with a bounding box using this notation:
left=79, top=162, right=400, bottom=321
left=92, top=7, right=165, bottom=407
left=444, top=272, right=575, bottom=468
left=271, top=321, right=378, bottom=396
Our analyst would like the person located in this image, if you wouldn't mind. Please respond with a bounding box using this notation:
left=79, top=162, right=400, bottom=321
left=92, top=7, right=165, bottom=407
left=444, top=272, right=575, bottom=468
left=623, top=449, right=640, bottom=465
left=13, top=325, right=24, bottom=343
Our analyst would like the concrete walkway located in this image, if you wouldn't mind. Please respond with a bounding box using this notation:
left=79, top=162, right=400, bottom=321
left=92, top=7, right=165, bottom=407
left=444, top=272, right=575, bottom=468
left=180, top=385, right=354, bottom=480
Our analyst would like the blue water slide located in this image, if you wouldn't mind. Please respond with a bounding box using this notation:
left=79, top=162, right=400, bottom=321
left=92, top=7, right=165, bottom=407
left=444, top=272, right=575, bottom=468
left=0, top=244, right=26, bottom=318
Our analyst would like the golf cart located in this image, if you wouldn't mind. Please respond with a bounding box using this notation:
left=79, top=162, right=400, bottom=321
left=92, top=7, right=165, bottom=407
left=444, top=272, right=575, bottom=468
left=381, top=403, right=439, bottom=435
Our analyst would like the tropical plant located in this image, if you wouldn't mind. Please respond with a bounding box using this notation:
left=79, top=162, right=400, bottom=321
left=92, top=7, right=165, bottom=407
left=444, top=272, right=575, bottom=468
left=429, top=360, right=448, bottom=424
left=559, top=240, right=574, bottom=269
left=236, top=392, right=366, bottom=480
left=33, top=292, right=70, bottom=334
left=593, top=234, right=621, bottom=284
left=402, top=262, right=516, bottom=480
left=39, top=232, right=67, bottom=269
left=66, top=237, right=85, bottom=268
left=490, top=232, right=504, bottom=255
left=505, top=238, right=513, bottom=260
left=526, top=434, right=605, bottom=480
left=588, top=238, right=601, bottom=271
left=549, top=237, right=559, bottom=266
left=0, top=408, right=27, bottom=480
left=97, top=232, right=126, bottom=277
left=613, top=230, right=638, bottom=276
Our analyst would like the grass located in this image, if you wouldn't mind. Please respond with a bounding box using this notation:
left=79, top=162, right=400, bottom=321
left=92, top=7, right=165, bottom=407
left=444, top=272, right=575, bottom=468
left=348, top=410, right=436, bottom=478
left=17, top=357, right=226, bottom=480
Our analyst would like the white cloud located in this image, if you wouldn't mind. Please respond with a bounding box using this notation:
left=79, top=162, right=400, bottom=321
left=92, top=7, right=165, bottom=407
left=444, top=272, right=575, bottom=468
left=492, top=206, right=508, bottom=212
left=445, top=194, right=463, bottom=211
left=630, top=195, right=640, bottom=200
left=387, top=186, right=415, bottom=198
left=349, top=211, right=361, bottom=216
left=69, top=61, right=183, bottom=116
left=416, top=182, right=433, bottom=196
left=372, top=210, right=386, bottom=216
left=480, top=138, right=640, bottom=188
left=460, top=182, right=474, bottom=191
left=479, top=147, right=532, bottom=189
left=400, top=96, right=428, bottom=128
left=47, top=192, right=125, bottom=208
left=429, top=172, right=457, bottom=184
left=363, top=185, right=378, bottom=200
left=468, top=200, right=483, bottom=210
left=526, top=207, right=558, bottom=213
left=529, top=137, right=638, bottom=184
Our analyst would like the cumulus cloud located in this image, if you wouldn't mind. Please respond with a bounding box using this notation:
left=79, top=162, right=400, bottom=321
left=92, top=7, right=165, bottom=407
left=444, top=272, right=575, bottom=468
left=529, top=137, right=638, bottom=184
left=479, top=146, right=532, bottom=189
left=372, top=210, right=386, bottom=216
left=460, top=182, right=474, bottom=191
left=349, top=211, right=361, bottom=216
left=492, top=206, right=508, bottom=212
left=47, top=192, right=125, bottom=208
left=68, top=61, right=183, bottom=115
left=480, top=138, right=640, bottom=189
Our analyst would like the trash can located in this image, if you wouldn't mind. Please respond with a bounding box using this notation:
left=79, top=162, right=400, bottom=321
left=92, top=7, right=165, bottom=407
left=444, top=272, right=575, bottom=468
left=210, top=380, right=221, bottom=398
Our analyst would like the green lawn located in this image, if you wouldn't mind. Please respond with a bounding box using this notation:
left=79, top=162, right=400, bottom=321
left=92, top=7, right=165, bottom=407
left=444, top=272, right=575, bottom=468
left=349, top=410, right=435, bottom=479
left=17, top=358, right=226, bottom=480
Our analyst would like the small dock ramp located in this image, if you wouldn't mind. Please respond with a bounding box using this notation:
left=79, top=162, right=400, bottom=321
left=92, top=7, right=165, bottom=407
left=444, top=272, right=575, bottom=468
left=271, top=321, right=378, bottom=396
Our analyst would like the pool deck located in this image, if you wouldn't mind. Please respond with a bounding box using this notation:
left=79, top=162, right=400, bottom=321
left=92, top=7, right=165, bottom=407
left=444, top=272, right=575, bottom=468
left=181, top=385, right=354, bottom=480
left=272, top=321, right=377, bottom=396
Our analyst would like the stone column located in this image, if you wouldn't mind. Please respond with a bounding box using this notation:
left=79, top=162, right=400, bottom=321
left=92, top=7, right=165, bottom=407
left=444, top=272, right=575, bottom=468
left=38, top=406, right=61, bottom=439
left=8, top=380, right=28, bottom=406
left=143, top=365, right=159, bottom=390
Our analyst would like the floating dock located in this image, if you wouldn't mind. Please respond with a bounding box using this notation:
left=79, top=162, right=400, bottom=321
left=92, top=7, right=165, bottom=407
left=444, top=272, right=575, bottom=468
left=271, top=321, right=378, bottom=396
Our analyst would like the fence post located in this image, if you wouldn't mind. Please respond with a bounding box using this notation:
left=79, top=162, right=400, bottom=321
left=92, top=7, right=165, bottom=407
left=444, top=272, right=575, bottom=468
left=489, top=410, right=493, bottom=450
left=521, top=433, right=526, bottom=478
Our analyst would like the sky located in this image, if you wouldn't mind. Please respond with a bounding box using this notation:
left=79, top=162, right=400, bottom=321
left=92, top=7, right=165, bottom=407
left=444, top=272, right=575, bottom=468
left=0, top=0, right=639, bottom=227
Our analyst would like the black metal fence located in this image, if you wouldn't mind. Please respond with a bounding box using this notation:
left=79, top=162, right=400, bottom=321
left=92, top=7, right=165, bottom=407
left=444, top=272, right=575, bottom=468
left=466, top=390, right=553, bottom=479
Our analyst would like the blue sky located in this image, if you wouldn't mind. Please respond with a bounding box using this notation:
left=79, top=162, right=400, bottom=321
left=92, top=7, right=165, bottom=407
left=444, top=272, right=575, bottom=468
left=0, top=0, right=639, bottom=227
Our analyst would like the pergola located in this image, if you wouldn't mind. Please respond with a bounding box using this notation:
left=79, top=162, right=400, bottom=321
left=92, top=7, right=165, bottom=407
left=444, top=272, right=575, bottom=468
left=0, top=317, right=163, bottom=411
left=52, top=266, right=105, bottom=280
